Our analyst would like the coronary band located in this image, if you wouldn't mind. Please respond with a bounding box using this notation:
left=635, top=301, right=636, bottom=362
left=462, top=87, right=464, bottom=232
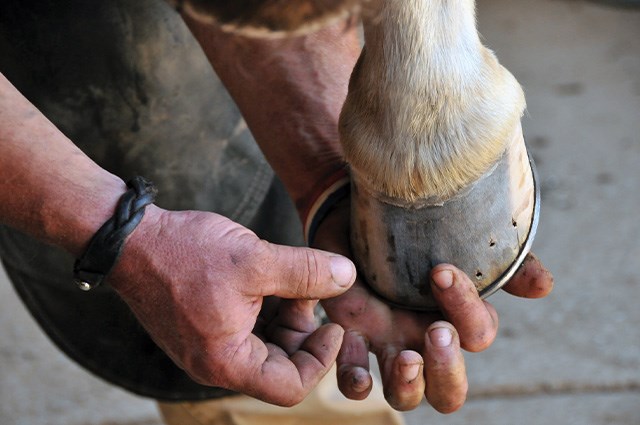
left=73, top=176, right=157, bottom=291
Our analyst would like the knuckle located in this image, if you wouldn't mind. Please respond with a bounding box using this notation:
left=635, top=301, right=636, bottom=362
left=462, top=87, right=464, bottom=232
left=454, top=303, right=498, bottom=352
left=255, top=242, right=323, bottom=297
left=220, top=238, right=259, bottom=279
left=291, top=249, right=321, bottom=297
left=230, top=238, right=273, bottom=289
left=302, top=249, right=321, bottom=289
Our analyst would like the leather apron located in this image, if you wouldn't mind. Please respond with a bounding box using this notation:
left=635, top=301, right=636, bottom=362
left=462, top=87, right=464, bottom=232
left=0, top=0, right=303, bottom=401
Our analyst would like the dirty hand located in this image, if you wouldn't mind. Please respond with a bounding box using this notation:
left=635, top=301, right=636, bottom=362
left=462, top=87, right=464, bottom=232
left=313, top=200, right=554, bottom=413
left=108, top=205, right=356, bottom=406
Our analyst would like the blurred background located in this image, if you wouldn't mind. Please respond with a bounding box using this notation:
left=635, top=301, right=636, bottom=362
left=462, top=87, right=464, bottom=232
left=1, top=0, right=638, bottom=424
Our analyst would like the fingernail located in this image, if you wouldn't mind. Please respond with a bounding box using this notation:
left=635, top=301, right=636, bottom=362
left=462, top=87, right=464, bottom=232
left=400, top=363, right=422, bottom=382
left=430, top=327, right=453, bottom=347
left=330, top=256, right=356, bottom=287
left=432, top=269, right=454, bottom=290
left=351, top=371, right=370, bottom=393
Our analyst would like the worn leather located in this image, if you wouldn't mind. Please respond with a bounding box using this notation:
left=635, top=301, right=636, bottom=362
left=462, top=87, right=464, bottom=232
left=74, top=177, right=157, bottom=290
left=0, top=0, right=303, bottom=400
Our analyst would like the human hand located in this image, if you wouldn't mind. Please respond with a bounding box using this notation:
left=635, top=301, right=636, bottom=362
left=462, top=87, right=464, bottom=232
left=108, top=205, right=356, bottom=406
left=313, top=200, right=553, bottom=413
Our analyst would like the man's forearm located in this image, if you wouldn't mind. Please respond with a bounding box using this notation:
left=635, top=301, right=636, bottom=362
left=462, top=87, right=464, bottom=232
left=0, top=72, right=126, bottom=256
left=182, top=16, right=361, bottom=218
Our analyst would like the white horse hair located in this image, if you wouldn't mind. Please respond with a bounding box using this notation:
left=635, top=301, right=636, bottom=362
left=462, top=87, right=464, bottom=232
left=339, top=0, right=526, bottom=202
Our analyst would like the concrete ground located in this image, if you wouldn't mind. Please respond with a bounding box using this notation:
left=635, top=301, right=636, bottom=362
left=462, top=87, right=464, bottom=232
left=1, top=0, right=639, bottom=424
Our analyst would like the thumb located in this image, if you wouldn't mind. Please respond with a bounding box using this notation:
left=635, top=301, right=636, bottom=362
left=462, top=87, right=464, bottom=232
left=257, top=243, right=356, bottom=299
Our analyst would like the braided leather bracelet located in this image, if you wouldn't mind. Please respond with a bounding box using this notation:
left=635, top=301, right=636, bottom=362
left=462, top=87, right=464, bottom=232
left=73, top=176, right=157, bottom=291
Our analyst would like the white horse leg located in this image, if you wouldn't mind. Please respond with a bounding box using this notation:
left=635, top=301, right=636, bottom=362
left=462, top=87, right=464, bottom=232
left=340, top=0, right=538, bottom=309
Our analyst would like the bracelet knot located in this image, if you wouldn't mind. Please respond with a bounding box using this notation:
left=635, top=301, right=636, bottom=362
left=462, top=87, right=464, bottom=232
left=73, top=176, right=157, bottom=291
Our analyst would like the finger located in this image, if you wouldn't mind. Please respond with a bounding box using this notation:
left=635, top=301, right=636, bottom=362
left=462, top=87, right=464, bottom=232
left=424, top=322, right=467, bottom=413
left=255, top=243, right=356, bottom=299
left=502, top=253, right=554, bottom=298
left=379, top=349, right=425, bottom=411
left=232, top=323, right=344, bottom=407
left=265, top=299, right=318, bottom=355
left=290, top=323, right=344, bottom=388
left=431, top=264, right=498, bottom=352
left=336, top=330, right=373, bottom=400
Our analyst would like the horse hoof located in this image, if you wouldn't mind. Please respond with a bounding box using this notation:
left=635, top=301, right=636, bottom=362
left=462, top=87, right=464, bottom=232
left=350, top=124, right=540, bottom=310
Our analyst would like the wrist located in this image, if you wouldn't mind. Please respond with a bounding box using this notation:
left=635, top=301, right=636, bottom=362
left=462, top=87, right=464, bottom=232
left=72, top=177, right=157, bottom=290
left=39, top=173, right=128, bottom=257
left=107, top=203, right=164, bottom=297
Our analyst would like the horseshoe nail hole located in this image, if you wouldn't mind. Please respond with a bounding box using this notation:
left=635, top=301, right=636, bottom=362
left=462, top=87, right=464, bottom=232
left=475, top=270, right=483, bottom=280
left=489, top=239, right=496, bottom=247
left=512, top=219, right=518, bottom=227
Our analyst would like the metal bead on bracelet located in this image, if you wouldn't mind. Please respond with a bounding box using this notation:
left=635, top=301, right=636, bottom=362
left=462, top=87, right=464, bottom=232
left=73, top=176, right=157, bottom=291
